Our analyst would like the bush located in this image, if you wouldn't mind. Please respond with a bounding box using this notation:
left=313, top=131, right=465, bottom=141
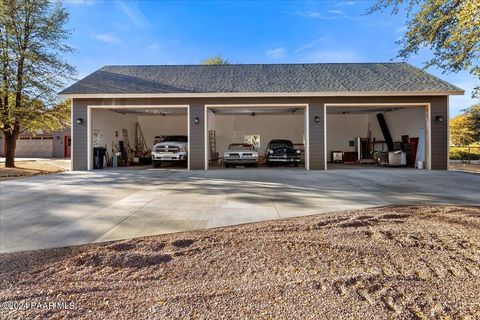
left=449, top=144, right=480, bottom=160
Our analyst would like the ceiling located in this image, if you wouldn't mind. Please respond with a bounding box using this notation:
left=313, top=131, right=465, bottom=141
left=210, top=107, right=304, bottom=116
left=112, top=108, right=187, bottom=116
left=326, top=106, right=410, bottom=114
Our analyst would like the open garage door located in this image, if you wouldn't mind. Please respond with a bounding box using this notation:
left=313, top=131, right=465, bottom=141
left=88, top=106, right=189, bottom=170
left=325, top=104, right=430, bottom=170
left=205, top=104, right=309, bottom=170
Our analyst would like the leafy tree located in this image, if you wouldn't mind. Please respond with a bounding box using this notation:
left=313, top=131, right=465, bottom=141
left=201, top=55, right=230, bottom=65
left=450, top=112, right=478, bottom=146
left=0, top=0, right=75, bottom=167
left=369, top=0, right=480, bottom=97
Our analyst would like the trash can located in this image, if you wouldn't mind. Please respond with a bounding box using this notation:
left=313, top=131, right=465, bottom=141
left=93, top=147, right=106, bottom=169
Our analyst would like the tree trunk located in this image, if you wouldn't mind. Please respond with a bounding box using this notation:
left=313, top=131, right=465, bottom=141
left=4, top=131, right=18, bottom=168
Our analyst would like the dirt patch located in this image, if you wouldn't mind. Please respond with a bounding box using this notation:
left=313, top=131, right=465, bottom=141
left=0, top=160, right=67, bottom=180
left=449, top=163, right=480, bottom=174
left=1, top=205, right=479, bottom=319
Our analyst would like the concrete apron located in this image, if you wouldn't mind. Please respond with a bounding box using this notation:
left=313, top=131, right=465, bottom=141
left=1, top=167, right=479, bottom=253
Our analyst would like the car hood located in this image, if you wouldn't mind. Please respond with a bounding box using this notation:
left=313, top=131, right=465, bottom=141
left=270, top=146, right=297, bottom=155
left=154, top=141, right=188, bottom=147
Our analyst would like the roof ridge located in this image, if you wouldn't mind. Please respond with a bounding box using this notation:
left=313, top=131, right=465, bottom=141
left=101, top=62, right=409, bottom=68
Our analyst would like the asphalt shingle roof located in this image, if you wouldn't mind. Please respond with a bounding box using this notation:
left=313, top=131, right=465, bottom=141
left=59, top=63, right=462, bottom=95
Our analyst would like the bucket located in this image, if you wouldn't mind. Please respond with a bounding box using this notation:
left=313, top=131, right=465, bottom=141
left=417, top=161, right=424, bottom=169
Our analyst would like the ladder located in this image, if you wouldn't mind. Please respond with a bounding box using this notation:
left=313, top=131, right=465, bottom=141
left=209, top=130, right=218, bottom=161
left=122, top=128, right=133, bottom=162
left=135, top=122, right=148, bottom=155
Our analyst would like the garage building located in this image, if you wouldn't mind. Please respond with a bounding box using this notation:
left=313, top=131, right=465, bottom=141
left=59, top=63, right=463, bottom=171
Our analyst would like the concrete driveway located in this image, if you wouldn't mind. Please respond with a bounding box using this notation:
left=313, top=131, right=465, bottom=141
left=1, top=167, right=479, bottom=253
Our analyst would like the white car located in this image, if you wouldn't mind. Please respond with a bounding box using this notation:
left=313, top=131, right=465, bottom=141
left=151, top=135, right=188, bottom=167
left=223, top=143, right=259, bottom=168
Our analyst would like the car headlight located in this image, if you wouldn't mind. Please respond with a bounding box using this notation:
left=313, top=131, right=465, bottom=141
left=296, top=149, right=301, bottom=154
left=269, top=150, right=273, bottom=154
left=224, top=153, right=230, bottom=158
left=253, top=154, right=258, bottom=158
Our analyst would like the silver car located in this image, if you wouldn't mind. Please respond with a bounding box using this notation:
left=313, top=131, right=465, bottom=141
left=223, top=143, right=259, bottom=168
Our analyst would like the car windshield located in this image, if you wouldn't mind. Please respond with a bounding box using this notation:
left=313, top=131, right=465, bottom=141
left=268, top=140, right=293, bottom=149
left=229, top=144, right=254, bottom=151
left=162, top=136, right=187, bottom=142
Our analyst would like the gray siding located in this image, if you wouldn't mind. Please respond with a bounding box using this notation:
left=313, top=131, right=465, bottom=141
left=189, top=104, right=205, bottom=170
left=72, top=100, right=88, bottom=170
left=308, top=103, right=325, bottom=170
left=70, top=96, right=450, bottom=171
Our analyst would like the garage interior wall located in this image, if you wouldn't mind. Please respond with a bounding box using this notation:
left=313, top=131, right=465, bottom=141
left=91, top=109, right=188, bottom=153
left=137, top=115, right=187, bottom=147
left=210, top=113, right=305, bottom=155
left=327, top=107, right=425, bottom=162
left=91, top=109, right=137, bottom=151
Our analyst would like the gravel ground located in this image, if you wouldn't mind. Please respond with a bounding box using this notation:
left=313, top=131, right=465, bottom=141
left=449, top=163, right=480, bottom=174
left=0, top=205, right=479, bottom=319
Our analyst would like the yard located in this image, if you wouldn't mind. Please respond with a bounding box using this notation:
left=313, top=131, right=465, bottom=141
left=0, top=159, right=69, bottom=180
left=1, top=205, right=478, bottom=319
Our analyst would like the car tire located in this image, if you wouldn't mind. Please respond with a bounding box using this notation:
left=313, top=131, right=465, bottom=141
left=153, top=162, right=161, bottom=168
left=266, top=161, right=272, bottom=167
left=224, top=163, right=230, bottom=168
left=294, top=162, right=299, bottom=167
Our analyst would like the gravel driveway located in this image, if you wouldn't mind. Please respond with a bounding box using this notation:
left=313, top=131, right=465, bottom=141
left=1, top=205, right=478, bottom=319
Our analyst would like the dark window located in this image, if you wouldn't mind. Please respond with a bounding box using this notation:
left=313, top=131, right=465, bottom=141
left=162, top=136, right=188, bottom=142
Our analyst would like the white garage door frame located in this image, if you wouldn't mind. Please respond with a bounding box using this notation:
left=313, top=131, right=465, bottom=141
left=87, top=105, right=190, bottom=171
left=204, top=103, right=310, bottom=170
left=324, top=103, right=432, bottom=170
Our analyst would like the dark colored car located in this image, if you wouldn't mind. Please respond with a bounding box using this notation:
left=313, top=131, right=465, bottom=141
left=265, top=139, right=301, bottom=167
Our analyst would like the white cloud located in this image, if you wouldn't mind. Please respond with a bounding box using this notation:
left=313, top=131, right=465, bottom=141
left=94, top=33, right=121, bottom=44
left=148, top=43, right=161, bottom=50
left=295, top=37, right=328, bottom=55
left=116, top=1, right=149, bottom=29
left=396, top=25, right=408, bottom=34
left=266, top=48, right=286, bottom=59
left=300, top=49, right=364, bottom=63
left=292, top=9, right=347, bottom=20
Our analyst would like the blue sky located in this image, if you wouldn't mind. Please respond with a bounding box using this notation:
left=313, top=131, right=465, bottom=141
left=64, top=0, right=478, bottom=117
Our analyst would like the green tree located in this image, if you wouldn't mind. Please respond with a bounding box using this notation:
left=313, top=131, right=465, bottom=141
left=450, top=113, right=477, bottom=146
left=369, top=0, right=480, bottom=97
left=0, top=0, right=75, bottom=167
left=200, top=55, right=230, bottom=65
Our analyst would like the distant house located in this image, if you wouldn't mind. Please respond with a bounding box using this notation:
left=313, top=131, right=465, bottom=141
left=0, top=128, right=71, bottom=158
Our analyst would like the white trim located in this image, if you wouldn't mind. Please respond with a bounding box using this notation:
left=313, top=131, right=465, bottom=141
left=446, top=97, right=450, bottom=169
left=70, top=98, right=74, bottom=171
left=86, top=104, right=189, bottom=171
left=204, top=103, right=309, bottom=171
left=204, top=105, right=208, bottom=170
left=324, top=104, right=327, bottom=170
left=59, top=91, right=464, bottom=99
left=187, top=106, right=191, bottom=171
left=305, top=104, right=310, bottom=171
left=324, top=102, right=432, bottom=171
left=87, top=107, right=92, bottom=170
left=426, top=104, right=432, bottom=170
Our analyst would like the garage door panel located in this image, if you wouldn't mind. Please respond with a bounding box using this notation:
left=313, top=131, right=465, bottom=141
left=16, top=139, right=53, bottom=158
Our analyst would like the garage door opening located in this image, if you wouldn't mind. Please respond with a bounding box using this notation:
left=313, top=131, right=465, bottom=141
left=326, top=104, right=430, bottom=170
left=205, top=104, right=309, bottom=170
left=88, top=106, right=189, bottom=170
